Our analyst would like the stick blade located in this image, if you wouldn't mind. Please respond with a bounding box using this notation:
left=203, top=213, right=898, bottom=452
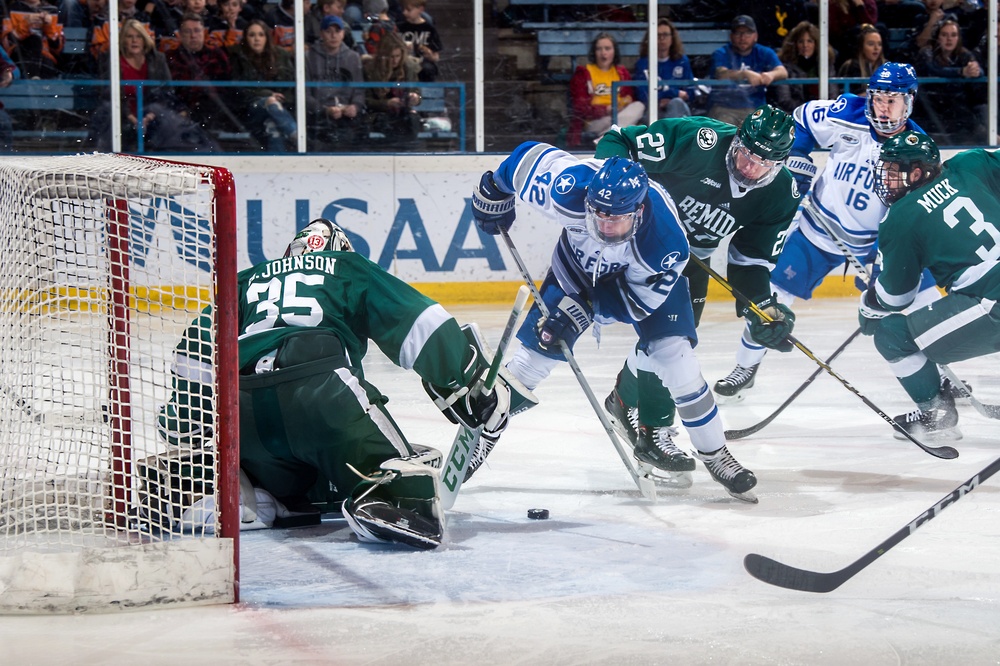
left=743, top=553, right=847, bottom=593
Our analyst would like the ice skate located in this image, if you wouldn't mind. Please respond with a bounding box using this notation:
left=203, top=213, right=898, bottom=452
left=463, top=431, right=499, bottom=482
left=713, top=364, right=759, bottom=402
left=633, top=424, right=695, bottom=488
left=695, top=445, right=758, bottom=503
left=604, top=389, right=639, bottom=447
left=342, top=497, right=443, bottom=550
left=892, top=388, right=962, bottom=441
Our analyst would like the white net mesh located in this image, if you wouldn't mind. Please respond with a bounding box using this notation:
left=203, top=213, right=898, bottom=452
left=0, top=155, right=235, bottom=611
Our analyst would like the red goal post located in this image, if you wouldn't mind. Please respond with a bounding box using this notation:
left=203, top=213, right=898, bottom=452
left=0, top=154, right=239, bottom=613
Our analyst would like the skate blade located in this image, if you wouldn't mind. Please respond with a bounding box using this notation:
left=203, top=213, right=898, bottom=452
left=892, top=426, right=963, bottom=442
left=726, top=488, right=758, bottom=504
left=637, top=462, right=693, bottom=489
left=607, top=417, right=638, bottom=448
left=713, top=390, right=747, bottom=405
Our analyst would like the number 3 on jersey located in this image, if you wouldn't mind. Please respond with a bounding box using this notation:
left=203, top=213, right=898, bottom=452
left=244, top=273, right=325, bottom=335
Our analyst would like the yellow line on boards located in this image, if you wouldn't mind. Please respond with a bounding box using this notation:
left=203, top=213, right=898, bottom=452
left=411, top=275, right=868, bottom=306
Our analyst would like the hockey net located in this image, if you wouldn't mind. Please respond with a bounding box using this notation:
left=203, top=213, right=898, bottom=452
left=0, top=155, right=239, bottom=613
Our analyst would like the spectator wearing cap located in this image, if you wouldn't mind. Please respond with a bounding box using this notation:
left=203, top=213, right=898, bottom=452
left=707, top=15, right=787, bottom=127
left=306, top=12, right=365, bottom=149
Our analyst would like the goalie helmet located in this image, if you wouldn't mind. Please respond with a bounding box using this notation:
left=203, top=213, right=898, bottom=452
left=585, top=156, right=649, bottom=246
left=874, top=131, right=941, bottom=205
left=866, top=62, right=918, bottom=135
left=284, top=218, right=353, bottom=257
left=727, top=105, right=795, bottom=190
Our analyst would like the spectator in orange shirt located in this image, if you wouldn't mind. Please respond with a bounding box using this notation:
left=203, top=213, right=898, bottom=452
left=207, top=0, right=246, bottom=48
left=2, top=0, right=64, bottom=78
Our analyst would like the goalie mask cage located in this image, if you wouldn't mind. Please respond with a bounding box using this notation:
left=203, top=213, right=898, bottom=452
left=0, top=155, right=239, bottom=613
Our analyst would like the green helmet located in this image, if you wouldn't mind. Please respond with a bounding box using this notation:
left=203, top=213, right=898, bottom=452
left=739, top=105, right=796, bottom=161
left=874, top=131, right=941, bottom=205
left=727, top=105, right=795, bottom=189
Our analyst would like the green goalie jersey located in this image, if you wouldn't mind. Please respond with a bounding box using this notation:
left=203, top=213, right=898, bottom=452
left=173, top=251, right=475, bottom=397
left=876, top=149, right=1000, bottom=310
left=595, top=117, right=800, bottom=267
left=236, top=251, right=473, bottom=389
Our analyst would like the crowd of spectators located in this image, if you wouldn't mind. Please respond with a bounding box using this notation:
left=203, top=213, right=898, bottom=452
left=0, top=0, right=449, bottom=151
left=0, top=0, right=997, bottom=151
left=563, top=0, right=994, bottom=147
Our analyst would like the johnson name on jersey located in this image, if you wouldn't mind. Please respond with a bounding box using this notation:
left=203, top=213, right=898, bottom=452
left=492, top=141, right=690, bottom=324
left=793, top=94, right=925, bottom=256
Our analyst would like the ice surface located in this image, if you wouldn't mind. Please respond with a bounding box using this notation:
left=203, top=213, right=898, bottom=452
left=3, top=298, right=999, bottom=664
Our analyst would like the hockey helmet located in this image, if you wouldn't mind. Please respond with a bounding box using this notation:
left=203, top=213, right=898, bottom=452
left=873, top=131, right=941, bottom=205
left=284, top=218, right=354, bottom=257
left=866, top=62, right=918, bottom=135
left=585, top=156, right=649, bottom=245
left=727, top=105, right=795, bottom=190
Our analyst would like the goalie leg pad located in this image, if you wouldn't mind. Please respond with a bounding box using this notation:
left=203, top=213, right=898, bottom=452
left=343, top=461, right=444, bottom=549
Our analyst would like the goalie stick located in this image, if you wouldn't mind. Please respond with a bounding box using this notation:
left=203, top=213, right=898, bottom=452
left=745, top=452, right=1000, bottom=592
left=499, top=228, right=658, bottom=501
left=440, top=285, right=530, bottom=510
left=725, top=327, right=863, bottom=440
left=807, top=211, right=1000, bottom=423
left=690, top=256, right=958, bottom=460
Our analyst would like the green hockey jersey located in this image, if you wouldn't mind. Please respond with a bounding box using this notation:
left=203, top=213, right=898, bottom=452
left=595, top=117, right=800, bottom=267
left=236, top=251, right=473, bottom=390
left=876, top=150, right=1000, bottom=311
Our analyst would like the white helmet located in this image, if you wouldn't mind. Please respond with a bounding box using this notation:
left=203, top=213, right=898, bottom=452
left=284, top=218, right=353, bottom=257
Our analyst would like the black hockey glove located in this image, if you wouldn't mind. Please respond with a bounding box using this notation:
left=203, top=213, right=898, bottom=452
left=858, top=286, right=891, bottom=336
left=786, top=153, right=817, bottom=197
left=744, top=295, right=796, bottom=352
left=537, top=293, right=593, bottom=352
left=471, top=170, right=516, bottom=235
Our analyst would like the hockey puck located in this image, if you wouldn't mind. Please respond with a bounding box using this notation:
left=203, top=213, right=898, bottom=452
left=527, top=508, right=549, bottom=520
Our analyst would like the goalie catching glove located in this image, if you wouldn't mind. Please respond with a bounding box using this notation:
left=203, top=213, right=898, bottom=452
left=537, top=292, right=593, bottom=352
left=744, top=295, right=796, bottom=352
left=471, top=170, right=516, bottom=235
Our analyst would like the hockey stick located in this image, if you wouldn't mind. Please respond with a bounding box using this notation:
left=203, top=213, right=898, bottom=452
left=745, top=451, right=1000, bottom=592
left=690, top=255, right=958, bottom=460
left=440, top=285, right=530, bottom=510
left=499, top=228, right=658, bottom=500
left=938, top=364, right=1000, bottom=420
left=725, top=327, right=863, bottom=440
left=808, top=211, right=1000, bottom=422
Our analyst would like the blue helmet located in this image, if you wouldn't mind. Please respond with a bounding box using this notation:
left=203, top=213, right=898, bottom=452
left=585, top=156, right=648, bottom=245
left=866, top=62, right=918, bottom=134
